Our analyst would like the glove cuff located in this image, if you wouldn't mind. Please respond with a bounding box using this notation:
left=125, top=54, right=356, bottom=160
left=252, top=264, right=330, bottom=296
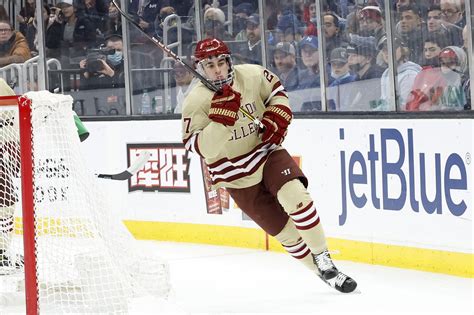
left=265, top=105, right=292, bottom=125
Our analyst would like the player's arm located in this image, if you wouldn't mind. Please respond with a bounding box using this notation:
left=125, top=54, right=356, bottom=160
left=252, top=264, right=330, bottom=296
left=182, top=86, right=240, bottom=159
left=258, top=67, right=293, bottom=145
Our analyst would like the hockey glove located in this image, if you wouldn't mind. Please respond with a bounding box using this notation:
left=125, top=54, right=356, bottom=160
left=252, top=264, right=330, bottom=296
left=208, top=84, right=242, bottom=126
left=260, top=105, right=292, bottom=145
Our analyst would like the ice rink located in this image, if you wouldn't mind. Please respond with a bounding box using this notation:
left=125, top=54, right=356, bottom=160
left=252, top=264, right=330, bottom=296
left=1, top=241, right=472, bottom=314
left=150, top=241, right=473, bottom=315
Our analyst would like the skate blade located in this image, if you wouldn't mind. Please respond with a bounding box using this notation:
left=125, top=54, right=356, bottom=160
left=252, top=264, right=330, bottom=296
left=318, top=274, right=360, bottom=294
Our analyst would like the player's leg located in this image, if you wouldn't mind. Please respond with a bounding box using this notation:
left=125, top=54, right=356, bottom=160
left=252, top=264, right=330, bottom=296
left=227, top=184, right=315, bottom=271
left=264, top=149, right=357, bottom=293
left=276, top=179, right=336, bottom=276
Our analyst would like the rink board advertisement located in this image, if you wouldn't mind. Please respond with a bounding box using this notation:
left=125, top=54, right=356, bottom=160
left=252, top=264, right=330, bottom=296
left=82, top=118, right=473, bottom=277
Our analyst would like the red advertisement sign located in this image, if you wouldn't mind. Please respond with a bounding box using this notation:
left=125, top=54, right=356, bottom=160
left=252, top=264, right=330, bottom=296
left=127, top=143, right=190, bottom=192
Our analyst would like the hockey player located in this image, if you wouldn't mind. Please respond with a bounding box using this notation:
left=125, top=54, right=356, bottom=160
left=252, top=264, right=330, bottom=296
left=181, top=38, right=357, bottom=293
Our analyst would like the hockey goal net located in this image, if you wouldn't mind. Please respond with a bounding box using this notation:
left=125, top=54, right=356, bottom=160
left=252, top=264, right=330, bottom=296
left=0, top=91, right=170, bottom=313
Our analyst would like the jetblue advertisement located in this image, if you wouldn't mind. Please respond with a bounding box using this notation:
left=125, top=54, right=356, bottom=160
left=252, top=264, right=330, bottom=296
left=286, top=120, right=473, bottom=253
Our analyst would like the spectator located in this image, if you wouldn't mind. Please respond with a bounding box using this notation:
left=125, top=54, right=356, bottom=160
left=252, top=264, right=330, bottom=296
left=172, top=59, right=196, bottom=114
left=128, top=0, right=169, bottom=34
left=327, top=47, right=356, bottom=110
left=82, top=0, right=106, bottom=30
left=323, top=13, right=348, bottom=63
left=274, top=12, right=305, bottom=45
left=79, top=34, right=124, bottom=90
left=0, top=19, right=32, bottom=67
left=233, top=14, right=262, bottom=65
left=378, top=35, right=421, bottom=110
left=17, top=0, right=35, bottom=37
left=345, top=41, right=385, bottom=110
left=25, top=4, right=54, bottom=56
left=406, top=46, right=468, bottom=111
left=271, top=42, right=299, bottom=91
left=303, top=2, right=317, bottom=36
left=46, top=0, right=97, bottom=67
left=426, top=5, right=446, bottom=34
left=347, top=41, right=385, bottom=81
left=233, top=2, right=254, bottom=40
left=397, top=4, right=426, bottom=65
left=440, top=0, right=465, bottom=46
left=154, top=6, right=176, bottom=38
left=421, top=34, right=450, bottom=68
left=100, top=0, right=123, bottom=37
left=203, top=7, right=233, bottom=41
left=358, top=5, right=383, bottom=37
left=297, top=36, right=321, bottom=89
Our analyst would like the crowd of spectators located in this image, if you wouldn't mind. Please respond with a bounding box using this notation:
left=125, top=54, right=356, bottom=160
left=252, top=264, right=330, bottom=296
left=0, top=0, right=472, bottom=112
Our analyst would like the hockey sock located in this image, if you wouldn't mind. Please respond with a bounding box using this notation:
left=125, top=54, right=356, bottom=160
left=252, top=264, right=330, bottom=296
left=277, top=179, right=328, bottom=255
left=274, top=219, right=316, bottom=271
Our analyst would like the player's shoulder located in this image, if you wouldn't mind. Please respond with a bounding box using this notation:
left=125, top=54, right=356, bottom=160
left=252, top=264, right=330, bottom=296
left=182, top=82, right=213, bottom=113
left=234, top=64, right=266, bottom=76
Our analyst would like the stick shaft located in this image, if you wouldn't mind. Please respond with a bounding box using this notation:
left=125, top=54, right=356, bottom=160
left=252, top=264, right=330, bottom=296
left=111, top=0, right=263, bottom=129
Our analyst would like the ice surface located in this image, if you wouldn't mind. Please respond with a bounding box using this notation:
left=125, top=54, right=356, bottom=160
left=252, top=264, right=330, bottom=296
left=2, top=241, right=472, bottom=314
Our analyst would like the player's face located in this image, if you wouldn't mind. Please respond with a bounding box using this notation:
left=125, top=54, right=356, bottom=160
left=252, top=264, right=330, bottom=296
left=202, top=56, right=229, bottom=82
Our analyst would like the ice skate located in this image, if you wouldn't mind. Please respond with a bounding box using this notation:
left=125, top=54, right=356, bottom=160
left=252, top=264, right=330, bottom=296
left=318, top=270, right=358, bottom=293
left=313, top=250, right=357, bottom=293
left=312, top=250, right=338, bottom=280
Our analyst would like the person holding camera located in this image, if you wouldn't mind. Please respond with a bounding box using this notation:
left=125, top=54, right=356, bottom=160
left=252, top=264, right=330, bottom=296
left=45, top=0, right=96, bottom=67
left=79, top=35, right=124, bottom=90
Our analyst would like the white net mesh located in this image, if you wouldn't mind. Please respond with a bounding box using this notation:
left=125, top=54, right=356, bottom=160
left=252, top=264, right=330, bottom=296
left=0, top=91, right=170, bottom=313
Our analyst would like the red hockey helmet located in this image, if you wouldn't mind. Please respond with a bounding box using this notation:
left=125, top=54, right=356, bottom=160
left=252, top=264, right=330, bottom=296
left=194, top=38, right=231, bottom=61
left=194, top=38, right=234, bottom=89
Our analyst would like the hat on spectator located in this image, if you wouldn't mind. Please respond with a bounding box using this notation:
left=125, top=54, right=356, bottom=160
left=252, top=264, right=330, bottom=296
left=204, top=7, right=225, bottom=24
left=330, top=47, right=348, bottom=63
left=274, top=42, right=296, bottom=56
left=276, top=13, right=303, bottom=34
left=347, top=41, right=376, bottom=57
left=235, top=3, right=254, bottom=16
left=57, top=0, right=74, bottom=8
left=299, top=36, right=318, bottom=50
left=246, top=14, right=260, bottom=26
left=359, top=6, right=382, bottom=22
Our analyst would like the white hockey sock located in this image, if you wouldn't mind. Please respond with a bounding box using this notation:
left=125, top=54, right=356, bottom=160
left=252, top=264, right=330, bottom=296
left=277, top=179, right=328, bottom=255
left=274, top=219, right=316, bottom=272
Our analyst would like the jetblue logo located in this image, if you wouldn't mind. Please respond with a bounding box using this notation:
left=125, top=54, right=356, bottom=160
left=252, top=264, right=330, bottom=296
left=339, top=128, right=469, bottom=226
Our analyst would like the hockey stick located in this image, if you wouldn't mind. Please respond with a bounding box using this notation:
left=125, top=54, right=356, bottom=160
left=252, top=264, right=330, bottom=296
left=96, top=150, right=151, bottom=180
left=111, top=0, right=264, bottom=129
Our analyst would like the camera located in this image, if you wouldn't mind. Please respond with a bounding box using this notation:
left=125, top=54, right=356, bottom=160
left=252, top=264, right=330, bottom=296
left=85, top=47, right=115, bottom=73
